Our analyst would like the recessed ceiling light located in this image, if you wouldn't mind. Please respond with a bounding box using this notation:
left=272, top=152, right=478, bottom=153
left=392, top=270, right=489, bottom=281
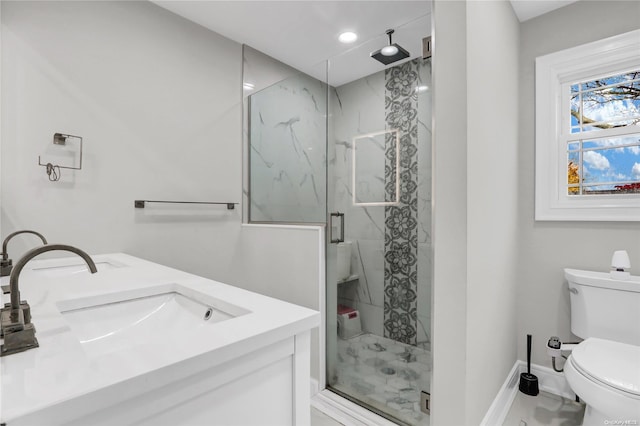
left=416, top=85, right=429, bottom=93
left=243, top=82, right=255, bottom=91
left=338, top=31, right=358, bottom=44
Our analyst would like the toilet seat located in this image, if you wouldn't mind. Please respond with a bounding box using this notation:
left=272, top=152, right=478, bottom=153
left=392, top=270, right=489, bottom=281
left=570, top=338, right=640, bottom=397
left=564, top=338, right=640, bottom=424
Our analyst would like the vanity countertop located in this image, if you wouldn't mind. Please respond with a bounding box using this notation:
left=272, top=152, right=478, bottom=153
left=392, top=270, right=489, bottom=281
left=0, top=253, right=320, bottom=423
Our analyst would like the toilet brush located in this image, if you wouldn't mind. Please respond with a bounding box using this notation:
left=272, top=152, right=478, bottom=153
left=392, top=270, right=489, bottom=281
left=519, top=334, right=539, bottom=396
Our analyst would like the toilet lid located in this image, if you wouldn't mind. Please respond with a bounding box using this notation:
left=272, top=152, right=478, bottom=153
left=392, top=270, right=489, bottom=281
left=571, top=338, right=640, bottom=396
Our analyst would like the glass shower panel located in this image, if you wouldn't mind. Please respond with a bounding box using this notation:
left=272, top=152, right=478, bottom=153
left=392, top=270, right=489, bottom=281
left=244, top=46, right=327, bottom=223
left=326, top=49, right=432, bottom=425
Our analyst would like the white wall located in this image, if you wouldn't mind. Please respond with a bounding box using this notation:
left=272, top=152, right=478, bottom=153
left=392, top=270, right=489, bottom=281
left=517, top=0, right=640, bottom=367
left=431, top=1, right=469, bottom=424
left=432, top=0, right=520, bottom=424
left=1, top=0, right=322, bottom=379
left=465, top=1, right=520, bottom=422
left=435, top=1, right=640, bottom=422
left=217, top=224, right=323, bottom=380
left=2, top=0, right=240, bottom=263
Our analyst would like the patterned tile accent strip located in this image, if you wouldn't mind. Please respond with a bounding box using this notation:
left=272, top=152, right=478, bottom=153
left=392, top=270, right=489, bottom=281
left=384, top=59, right=420, bottom=344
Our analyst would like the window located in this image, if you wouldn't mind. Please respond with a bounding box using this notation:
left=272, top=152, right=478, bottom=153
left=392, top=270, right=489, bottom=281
left=536, top=29, right=640, bottom=221
left=567, top=71, right=640, bottom=195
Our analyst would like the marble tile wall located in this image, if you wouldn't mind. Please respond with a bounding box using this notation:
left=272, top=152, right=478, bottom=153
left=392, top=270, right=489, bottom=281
left=333, top=58, right=432, bottom=349
left=333, top=69, right=386, bottom=336
left=248, top=72, right=327, bottom=223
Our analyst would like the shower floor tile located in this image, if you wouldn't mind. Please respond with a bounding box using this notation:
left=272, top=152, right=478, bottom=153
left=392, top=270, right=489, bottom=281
left=330, top=333, right=431, bottom=425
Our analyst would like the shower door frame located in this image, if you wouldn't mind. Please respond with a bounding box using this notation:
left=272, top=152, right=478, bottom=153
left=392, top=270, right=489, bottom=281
left=318, top=56, right=434, bottom=426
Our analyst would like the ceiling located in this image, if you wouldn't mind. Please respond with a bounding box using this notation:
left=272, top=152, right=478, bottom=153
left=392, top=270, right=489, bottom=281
left=154, top=1, right=430, bottom=86
left=510, top=0, right=580, bottom=22
left=154, top=0, right=578, bottom=86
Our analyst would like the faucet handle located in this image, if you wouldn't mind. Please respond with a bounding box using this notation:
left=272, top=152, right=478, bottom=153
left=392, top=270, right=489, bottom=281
left=0, top=257, right=13, bottom=277
left=0, top=304, right=26, bottom=333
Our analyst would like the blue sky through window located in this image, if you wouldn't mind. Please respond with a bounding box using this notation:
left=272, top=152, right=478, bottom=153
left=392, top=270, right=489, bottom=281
left=568, top=70, right=640, bottom=194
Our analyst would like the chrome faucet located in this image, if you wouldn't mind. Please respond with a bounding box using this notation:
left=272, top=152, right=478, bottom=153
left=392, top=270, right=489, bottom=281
left=0, top=244, right=97, bottom=357
left=1, top=230, right=48, bottom=277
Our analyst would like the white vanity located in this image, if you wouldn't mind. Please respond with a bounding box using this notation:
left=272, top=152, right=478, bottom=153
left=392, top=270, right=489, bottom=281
left=0, top=253, right=319, bottom=425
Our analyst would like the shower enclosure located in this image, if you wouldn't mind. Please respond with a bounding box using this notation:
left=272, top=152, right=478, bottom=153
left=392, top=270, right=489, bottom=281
left=325, top=35, right=432, bottom=426
left=243, top=13, right=432, bottom=425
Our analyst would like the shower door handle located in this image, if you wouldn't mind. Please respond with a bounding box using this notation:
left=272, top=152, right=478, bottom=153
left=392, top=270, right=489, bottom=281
left=330, top=212, right=345, bottom=244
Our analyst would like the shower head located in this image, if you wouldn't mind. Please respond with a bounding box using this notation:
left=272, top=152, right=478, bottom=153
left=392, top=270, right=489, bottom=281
left=370, top=29, right=410, bottom=65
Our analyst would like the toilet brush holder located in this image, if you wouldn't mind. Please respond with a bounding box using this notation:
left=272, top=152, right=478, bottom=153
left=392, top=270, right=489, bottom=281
left=519, top=334, right=539, bottom=396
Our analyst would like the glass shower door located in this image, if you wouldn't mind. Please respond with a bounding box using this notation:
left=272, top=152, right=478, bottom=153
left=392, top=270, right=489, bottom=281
left=325, top=33, right=433, bottom=425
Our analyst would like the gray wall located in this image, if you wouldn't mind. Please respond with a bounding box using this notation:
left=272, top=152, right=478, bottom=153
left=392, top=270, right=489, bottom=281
left=432, top=0, right=520, bottom=424
left=432, top=1, right=469, bottom=424
left=466, top=0, right=520, bottom=423
left=1, top=0, right=323, bottom=379
left=517, top=0, right=640, bottom=368
left=434, top=3, right=640, bottom=423
left=1, top=0, right=241, bottom=269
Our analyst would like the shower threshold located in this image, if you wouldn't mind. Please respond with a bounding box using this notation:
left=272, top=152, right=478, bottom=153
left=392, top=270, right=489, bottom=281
left=327, top=333, right=431, bottom=425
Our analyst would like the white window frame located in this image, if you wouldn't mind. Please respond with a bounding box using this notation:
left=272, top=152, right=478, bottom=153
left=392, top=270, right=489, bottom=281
left=535, top=29, right=640, bottom=221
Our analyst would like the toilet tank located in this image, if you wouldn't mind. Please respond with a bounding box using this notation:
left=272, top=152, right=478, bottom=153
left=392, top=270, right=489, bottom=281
left=565, top=269, right=640, bottom=346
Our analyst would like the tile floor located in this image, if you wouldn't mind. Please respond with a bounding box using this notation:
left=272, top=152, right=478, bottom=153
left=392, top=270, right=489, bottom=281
left=502, top=391, right=585, bottom=426
left=321, top=332, right=585, bottom=426
left=330, top=333, right=431, bottom=425
left=312, top=389, right=586, bottom=426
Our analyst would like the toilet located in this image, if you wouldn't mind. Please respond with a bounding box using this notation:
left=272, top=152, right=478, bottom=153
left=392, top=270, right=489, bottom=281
left=564, top=268, right=640, bottom=425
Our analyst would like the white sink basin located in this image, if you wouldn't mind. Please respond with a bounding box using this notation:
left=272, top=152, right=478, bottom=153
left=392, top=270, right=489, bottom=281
left=29, top=260, right=121, bottom=278
left=57, top=284, right=249, bottom=357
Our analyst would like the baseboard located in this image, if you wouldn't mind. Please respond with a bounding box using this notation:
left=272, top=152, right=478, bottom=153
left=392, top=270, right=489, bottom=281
left=312, top=390, right=399, bottom=426
left=480, top=360, right=576, bottom=426
left=480, top=361, right=521, bottom=426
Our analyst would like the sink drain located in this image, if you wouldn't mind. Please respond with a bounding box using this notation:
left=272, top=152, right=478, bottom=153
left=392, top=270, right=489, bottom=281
left=204, top=307, right=213, bottom=321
